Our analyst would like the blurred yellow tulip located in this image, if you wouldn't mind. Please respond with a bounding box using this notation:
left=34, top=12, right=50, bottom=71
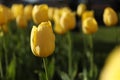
left=32, top=4, right=48, bottom=24
left=24, top=4, right=33, bottom=21
left=0, top=6, right=8, bottom=25
left=54, top=23, right=67, bottom=34
left=0, top=4, right=14, bottom=22
left=99, top=46, right=120, bottom=80
left=82, top=17, right=98, bottom=34
left=16, top=15, right=28, bottom=28
left=60, top=11, right=76, bottom=30
left=77, top=3, right=87, bottom=17
left=82, top=10, right=94, bottom=21
left=60, top=7, right=72, bottom=14
left=48, top=7, right=55, bottom=20
left=30, top=21, right=55, bottom=57
left=11, top=4, right=24, bottom=18
left=103, top=7, right=118, bottom=26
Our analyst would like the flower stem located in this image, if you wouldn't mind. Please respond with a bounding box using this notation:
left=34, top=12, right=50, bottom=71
left=88, top=35, right=94, bottom=79
left=43, top=58, right=49, bottom=80
left=0, top=59, right=3, bottom=79
left=67, top=31, right=72, bottom=79
left=83, top=34, right=94, bottom=80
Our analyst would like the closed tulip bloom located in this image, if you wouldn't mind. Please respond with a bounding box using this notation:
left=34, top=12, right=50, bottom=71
left=16, top=15, right=28, bottom=28
left=32, top=4, right=48, bottom=24
left=54, top=23, right=67, bottom=34
left=48, top=7, right=55, bottom=20
left=0, top=4, right=14, bottom=21
left=30, top=21, right=55, bottom=57
left=82, top=10, right=94, bottom=21
left=53, top=9, right=61, bottom=23
left=77, top=3, right=87, bottom=17
left=24, top=4, right=33, bottom=21
left=11, top=4, right=24, bottom=18
left=60, top=7, right=71, bottom=14
left=82, top=17, right=98, bottom=34
left=0, top=7, right=7, bottom=25
left=60, top=11, right=76, bottom=30
left=99, top=46, right=120, bottom=80
left=103, top=7, right=118, bottom=26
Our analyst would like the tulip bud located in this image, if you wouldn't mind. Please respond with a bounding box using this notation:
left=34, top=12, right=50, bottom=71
left=60, top=11, right=76, bottom=30
left=77, top=3, right=87, bottom=17
left=16, top=15, right=28, bottom=28
left=99, top=46, right=120, bottom=80
left=11, top=4, right=24, bottom=18
left=30, top=21, right=55, bottom=57
left=0, top=7, right=7, bottom=25
left=82, top=17, right=98, bottom=34
left=24, top=4, right=33, bottom=21
left=54, top=22, right=67, bottom=34
left=48, top=7, right=55, bottom=20
left=82, top=10, right=94, bottom=21
left=103, top=7, right=118, bottom=26
left=32, top=4, right=48, bottom=24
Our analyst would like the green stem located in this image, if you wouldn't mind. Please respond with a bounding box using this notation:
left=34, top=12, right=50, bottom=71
left=43, top=58, right=49, bottom=80
left=83, top=34, right=94, bottom=79
left=0, top=59, right=3, bottom=79
left=67, top=31, right=72, bottom=78
left=88, top=35, right=94, bottom=79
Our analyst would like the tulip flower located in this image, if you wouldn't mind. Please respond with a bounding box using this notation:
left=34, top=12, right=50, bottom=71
left=48, top=7, right=55, bottom=20
left=24, top=4, right=33, bottom=21
left=60, top=11, right=76, bottom=30
left=30, top=21, right=55, bottom=57
left=0, top=4, right=14, bottom=22
left=16, top=15, right=28, bottom=28
left=82, top=10, right=94, bottom=21
left=54, top=23, right=67, bottom=34
left=82, top=17, right=98, bottom=34
left=0, top=5, right=8, bottom=25
left=77, top=3, right=87, bottom=17
left=32, top=4, right=48, bottom=24
left=11, top=4, right=24, bottom=18
left=99, top=46, right=120, bottom=80
left=103, top=7, right=118, bottom=26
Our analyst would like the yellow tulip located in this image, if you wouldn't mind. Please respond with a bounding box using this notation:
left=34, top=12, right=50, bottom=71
left=32, top=4, right=48, bottom=24
left=24, top=4, right=33, bottom=21
left=54, top=22, right=67, bottom=34
left=0, top=6, right=7, bottom=25
left=60, top=11, right=76, bottom=30
left=16, top=15, right=28, bottom=28
left=77, top=3, right=87, bottom=17
left=30, top=21, right=55, bottom=57
left=11, top=4, right=24, bottom=18
left=48, top=7, right=55, bottom=20
left=53, top=8, right=61, bottom=23
left=0, top=4, right=14, bottom=22
left=99, top=46, right=120, bottom=80
left=82, top=10, right=94, bottom=21
left=103, top=7, right=118, bottom=26
left=60, top=7, right=72, bottom=14
left=82, top=17, right=98, bottom=34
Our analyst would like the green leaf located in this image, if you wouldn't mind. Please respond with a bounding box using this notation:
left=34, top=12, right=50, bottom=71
left=38, top=71, right=46, bottom=80
left=6, top=55, right=16, bottom=80
left=59, top=71, right=70, bottom=80
left=47, top=58, right=55, bottom=80
left=71, top=62, right=78, bottom=80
